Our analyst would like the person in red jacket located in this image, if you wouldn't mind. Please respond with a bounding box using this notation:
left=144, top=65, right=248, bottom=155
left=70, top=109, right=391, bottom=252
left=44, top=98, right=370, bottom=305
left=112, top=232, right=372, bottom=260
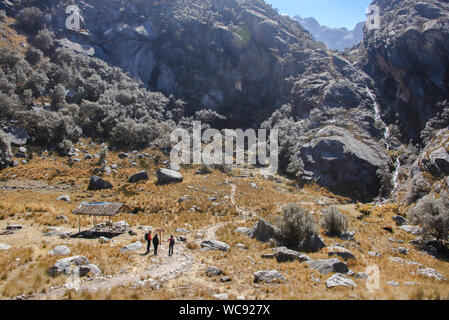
left=168, top=235, right=175, bottom=256
left=144, top=231, right=152, bottom=255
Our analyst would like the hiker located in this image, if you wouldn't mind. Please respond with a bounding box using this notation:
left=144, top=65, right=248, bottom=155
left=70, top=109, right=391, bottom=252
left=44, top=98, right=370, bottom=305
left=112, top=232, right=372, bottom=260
left=153, top=234, right=159, bottom=256
left=168, top=235, right=175, bottom=256
left=144, top=230, right=152, bottom=255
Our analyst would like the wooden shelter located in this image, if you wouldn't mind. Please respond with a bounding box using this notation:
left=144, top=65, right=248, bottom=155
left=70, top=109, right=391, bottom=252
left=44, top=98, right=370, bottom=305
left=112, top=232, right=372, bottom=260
left=73, top=202, right=124, bottom=234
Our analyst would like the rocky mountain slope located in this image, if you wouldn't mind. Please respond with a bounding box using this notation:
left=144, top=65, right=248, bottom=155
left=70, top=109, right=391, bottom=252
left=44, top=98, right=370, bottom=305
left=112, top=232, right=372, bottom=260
left=0, top=0, right=448, bottom=203
left=294, top=16, right=364, bottom=51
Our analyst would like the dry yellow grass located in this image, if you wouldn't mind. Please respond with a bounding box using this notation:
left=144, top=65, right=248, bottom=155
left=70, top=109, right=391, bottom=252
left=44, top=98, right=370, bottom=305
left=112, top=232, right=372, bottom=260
left=0, top=139, right=449, bottom=300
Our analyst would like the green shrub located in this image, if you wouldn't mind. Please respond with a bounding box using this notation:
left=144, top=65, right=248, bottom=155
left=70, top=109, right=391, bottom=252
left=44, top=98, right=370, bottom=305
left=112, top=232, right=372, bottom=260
left=16, top=7, right=44, bottom=33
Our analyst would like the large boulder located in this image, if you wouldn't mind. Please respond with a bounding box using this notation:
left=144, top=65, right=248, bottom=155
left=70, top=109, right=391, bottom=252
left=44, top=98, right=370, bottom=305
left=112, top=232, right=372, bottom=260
left=129, top=171, right=149, bottom=183
left=49, top=245, right=71, bottom=256
left=299, top=234, right=326, bottom=253
left=297, top=126, right=390, bottom=201
left=201, top=240, right=230, bottom=251
left=254, top=270, right=285, bottom=283
left=88, top=175, right=113, bottom=190
left=326, top=273, right=357, bottom=288
left=48, top=255, right=89, bottom=276
left=327, top=246, right=355, bottom=261
left=274, top=247, right=311, bottom=263
left=306, top=258, right=349, bottom=275
left=249, top=219, right=281, bottom=243
left=6, top=126, right=29, bottom=146
left=428, top=148, right=449, bottom=175
left=156, top=168, right=183, bottom=185
left=121, top=241, right=143, bottom=252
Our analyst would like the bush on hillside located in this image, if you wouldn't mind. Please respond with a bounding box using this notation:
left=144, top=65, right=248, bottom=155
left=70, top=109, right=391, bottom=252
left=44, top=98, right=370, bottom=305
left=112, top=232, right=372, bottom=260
left=279, top=203, right=317, bottom=249
left=321, top=207, right=348, bottom=236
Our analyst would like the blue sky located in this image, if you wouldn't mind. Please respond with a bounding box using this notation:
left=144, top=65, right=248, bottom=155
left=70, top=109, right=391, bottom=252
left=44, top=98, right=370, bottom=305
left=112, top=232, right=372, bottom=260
left=265, top=0, right=372, bottom=30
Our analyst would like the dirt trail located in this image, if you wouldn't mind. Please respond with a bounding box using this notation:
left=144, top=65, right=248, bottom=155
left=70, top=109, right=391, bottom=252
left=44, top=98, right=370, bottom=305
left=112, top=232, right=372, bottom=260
left=30, top=182, right=246, bottom=300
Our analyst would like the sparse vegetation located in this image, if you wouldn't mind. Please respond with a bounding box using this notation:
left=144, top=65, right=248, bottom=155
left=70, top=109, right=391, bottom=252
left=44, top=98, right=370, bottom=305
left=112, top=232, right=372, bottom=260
left=408, top=193, right=449, bottom=244
left=321, top=207, right=348, bottom=236
left=279, top=203, right=317, bottom=249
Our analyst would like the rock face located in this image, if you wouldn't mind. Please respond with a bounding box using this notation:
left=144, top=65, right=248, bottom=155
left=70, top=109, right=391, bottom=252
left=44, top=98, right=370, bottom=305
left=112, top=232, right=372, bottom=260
left=306, top=258, right=349, bottom=275
left=249, top=219, right=281, bottom=243
left=357, top=0, right=449, bottom=142
left=326, top=273, right=357, bottom=288
left=128, top=171, right=149, bottom=183
left=297, top=126, right=390, bottom=201
left=88, top=176, right=113, bottom=190
left=254, top=270, right=285, bottom=283
left=201, top=240, right=230, bottom=251
left=156, top=168, right=183, bottom=185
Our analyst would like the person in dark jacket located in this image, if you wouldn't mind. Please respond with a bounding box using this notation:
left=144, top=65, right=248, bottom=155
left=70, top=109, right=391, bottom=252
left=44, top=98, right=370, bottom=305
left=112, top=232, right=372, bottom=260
left=152, top=234, right=159, bottom=256
left=168, top=235, right=175, bottom=256
left=144, top=231, right=152, bottom=255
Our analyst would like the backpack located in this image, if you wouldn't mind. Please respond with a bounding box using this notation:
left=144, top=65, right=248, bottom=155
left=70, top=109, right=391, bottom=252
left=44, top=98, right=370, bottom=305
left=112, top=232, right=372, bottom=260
left=169, top=237, right=175, bottom=246
left=145, top=233, right=151, bottom=241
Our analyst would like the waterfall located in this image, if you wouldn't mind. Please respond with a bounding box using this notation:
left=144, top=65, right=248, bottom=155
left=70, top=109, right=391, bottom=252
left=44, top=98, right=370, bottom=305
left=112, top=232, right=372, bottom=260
left=366, top=87, right=401, bottom=198
left=391, top=157, right=401, bottom=195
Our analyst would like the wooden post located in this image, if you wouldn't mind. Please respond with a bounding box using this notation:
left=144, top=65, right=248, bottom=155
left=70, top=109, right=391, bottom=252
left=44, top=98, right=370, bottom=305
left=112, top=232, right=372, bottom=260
left=78, top=216, right=80, bottom=233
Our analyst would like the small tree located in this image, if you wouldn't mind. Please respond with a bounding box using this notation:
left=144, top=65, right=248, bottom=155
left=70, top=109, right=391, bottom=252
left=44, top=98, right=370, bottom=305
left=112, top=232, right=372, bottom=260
left=321, top=207, right=348, bottom=236
left=52, top=84, right=66, bottom=106
left=0, top=10, right=7, bottom=22
left=16, top=7, right=44, bottom=33
left=33, top=28, right=54, bottom=53
left=408, top=194, right=449, bottom=245
left=25, top=47, right=43, bottom=65
left=279, top=203, right=317, bottom=249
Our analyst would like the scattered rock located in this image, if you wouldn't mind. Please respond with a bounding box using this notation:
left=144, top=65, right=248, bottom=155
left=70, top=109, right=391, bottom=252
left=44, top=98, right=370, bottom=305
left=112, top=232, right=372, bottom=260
left=368, top=251, right=381, bottom=257
left=398, top=247, right=408, bottom=255
left=300, top=234, right=326, bottom=253
left=250, top=183, right=257, bottom=189
left=122, top=241, right=143, bottom=252
left=56, top=215, right=69, bottom=223
left=177, top=236, right=187, bottom=242
left=214, top=293, right=229, bottom=300
left=118, top=152, right=129, bottom=159
left=175, top=228, right=190, bottom=234
left=393, top=215, right=408, bottom=226
left=129, top=171, right=149, bottom=183
left=249, top=219, right=281, bottom=243
left=201, top=240, right=230, bottom=251
left=306, top=258, right=349, bottom=275
left=156, top=168, right=183, bottom=184
left=99, top=236, right=110, bottom=243
left=128, top=230, right=137, bottom=236
left=78, top=264, right=102, bottom=277
left=340, top=231, right=355, bottom=241
left=205, top=266, right=223, bottom=277
left=254, top=270, right=285, bottom=283
left=87, top=175, right=113, bottom=190
left=234, top=227, right=250, bottom=235
left=49, top=245, right=71, bottom=256
left=418, top=268, right=446, bottom=281
left=221, top=276, right=231, bottom=282
left=356, top=272, right=368, bottom=279
left=114, top=220, right=130, bottom=229
left=48, top=256, right=89, bottom=276
left=400, top=225, right=421, bottom=235
left=236, top=243, right=247, bottom=249
left=328, top=246, right=355, bottom=260
left=57, top=195, right=70, bottom=202
left=388, top=280, right=399, bottom=287
left=274, top=247, right=311, bottom=263
left=0, top=243, right=12, bottom=250
left=6, top=225, right=22, bottom=230
left=326, top=273, right=357, bottom=288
